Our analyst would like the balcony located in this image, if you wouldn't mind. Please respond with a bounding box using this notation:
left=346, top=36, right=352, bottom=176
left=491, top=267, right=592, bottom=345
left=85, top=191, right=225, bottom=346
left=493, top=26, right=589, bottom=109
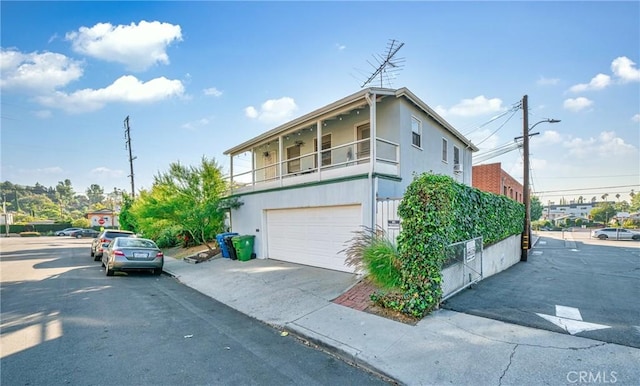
left=228, top=136, right=399, bottom=194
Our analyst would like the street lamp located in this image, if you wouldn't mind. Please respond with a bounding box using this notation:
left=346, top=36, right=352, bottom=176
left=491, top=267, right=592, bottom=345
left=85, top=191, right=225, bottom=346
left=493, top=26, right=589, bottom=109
left=520, top=95, right=560, bottom=262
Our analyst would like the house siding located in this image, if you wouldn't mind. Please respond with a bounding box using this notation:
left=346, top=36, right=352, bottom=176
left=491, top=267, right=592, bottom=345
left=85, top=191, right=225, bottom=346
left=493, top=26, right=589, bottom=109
left=231, top=178, right=372, bottom=259
left=225, top=87, right=477, bottom=271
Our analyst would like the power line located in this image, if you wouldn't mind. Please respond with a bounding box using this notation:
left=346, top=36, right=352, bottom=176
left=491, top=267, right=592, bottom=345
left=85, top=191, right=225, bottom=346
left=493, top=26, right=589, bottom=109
left=534, top=184, right=638, bottom=194
left=461, top=99, right=522, bottom=137
left=473, top=108, right=519, bottom=147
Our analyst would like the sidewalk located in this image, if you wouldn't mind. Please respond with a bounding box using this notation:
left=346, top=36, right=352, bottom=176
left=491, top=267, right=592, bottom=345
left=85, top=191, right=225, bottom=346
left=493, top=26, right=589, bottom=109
left=163, top=255, right=640, bottom=385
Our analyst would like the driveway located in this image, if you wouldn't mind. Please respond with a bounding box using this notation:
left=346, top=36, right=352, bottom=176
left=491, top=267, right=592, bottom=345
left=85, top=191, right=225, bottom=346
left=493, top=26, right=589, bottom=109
left=442, top=230, right=640, bottom=348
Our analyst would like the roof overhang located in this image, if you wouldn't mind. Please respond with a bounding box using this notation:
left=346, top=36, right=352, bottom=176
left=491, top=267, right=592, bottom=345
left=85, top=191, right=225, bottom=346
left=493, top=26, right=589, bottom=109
left=224, top=87, right=478, bottom=155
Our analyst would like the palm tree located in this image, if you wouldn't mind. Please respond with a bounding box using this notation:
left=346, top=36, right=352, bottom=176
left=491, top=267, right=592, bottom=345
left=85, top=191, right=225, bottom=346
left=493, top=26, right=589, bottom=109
left=601, top=193, right=609, bottom=202
left=578, top=196, right=584, bottom=204
left=616, top=193, right=620, bottom=201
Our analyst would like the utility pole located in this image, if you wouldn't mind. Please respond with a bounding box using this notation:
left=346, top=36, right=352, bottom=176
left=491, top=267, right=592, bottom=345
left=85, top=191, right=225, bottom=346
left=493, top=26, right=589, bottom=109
left=124, top=116, right=136, bottom=199
left=521, top=95, right=530, bottom=262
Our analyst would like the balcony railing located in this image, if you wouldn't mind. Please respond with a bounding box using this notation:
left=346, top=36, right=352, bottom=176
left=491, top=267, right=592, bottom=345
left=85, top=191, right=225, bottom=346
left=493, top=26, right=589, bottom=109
left=229, top=137, right=399, bottom=193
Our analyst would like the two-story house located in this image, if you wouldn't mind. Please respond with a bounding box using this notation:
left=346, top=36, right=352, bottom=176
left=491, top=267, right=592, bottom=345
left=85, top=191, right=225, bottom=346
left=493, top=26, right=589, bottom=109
left=223, top=87, right=477, bottom=272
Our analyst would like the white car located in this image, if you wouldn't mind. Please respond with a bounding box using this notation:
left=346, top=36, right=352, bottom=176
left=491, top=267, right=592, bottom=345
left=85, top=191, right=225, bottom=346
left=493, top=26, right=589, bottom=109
left=591, top=228, right=640, bottom=240
left=55, top=227, right=83, bottom=236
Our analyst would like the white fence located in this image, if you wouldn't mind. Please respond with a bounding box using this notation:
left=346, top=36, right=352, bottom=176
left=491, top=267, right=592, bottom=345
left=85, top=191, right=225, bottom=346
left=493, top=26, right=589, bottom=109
left=376, top=198, right=402, bottom=243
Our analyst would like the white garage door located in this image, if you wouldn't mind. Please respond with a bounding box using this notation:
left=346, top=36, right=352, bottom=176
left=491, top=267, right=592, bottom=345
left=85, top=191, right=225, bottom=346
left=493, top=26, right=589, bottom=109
left=266, top=205, right=362, bottom=272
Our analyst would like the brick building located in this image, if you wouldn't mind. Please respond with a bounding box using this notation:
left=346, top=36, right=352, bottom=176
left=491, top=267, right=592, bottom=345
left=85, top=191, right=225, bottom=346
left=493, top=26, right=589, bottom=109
left=472, top=162, right=523, bottom=203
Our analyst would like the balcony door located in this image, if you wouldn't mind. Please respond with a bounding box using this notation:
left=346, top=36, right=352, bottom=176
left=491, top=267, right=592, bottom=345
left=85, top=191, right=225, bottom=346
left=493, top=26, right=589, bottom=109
left=286, top=145, right=301, bottom=174
left=356, top=123, right=370, bottom=163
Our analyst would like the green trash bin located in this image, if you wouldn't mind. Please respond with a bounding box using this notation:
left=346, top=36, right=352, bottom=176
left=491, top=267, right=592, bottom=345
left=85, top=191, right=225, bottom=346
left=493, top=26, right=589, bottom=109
left=232, top=235, right=255, bottom=262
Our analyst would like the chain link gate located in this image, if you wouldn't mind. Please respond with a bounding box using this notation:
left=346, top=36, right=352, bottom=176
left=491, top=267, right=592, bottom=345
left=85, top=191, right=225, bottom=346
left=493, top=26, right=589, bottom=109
left=441, top=237, right=483, bottom=301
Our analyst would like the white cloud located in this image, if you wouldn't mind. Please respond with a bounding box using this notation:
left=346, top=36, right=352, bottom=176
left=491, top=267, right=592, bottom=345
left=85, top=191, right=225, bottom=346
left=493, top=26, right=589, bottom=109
left=90, top=167, right=124, bottom=178
left=0, top=48, right=83, bottom=91
left=564, top=131, right=636, bottom=158
left=245, top=97, right=298, bottom=123
left=632, top=114, right=640, bottom=123
left=65, top=20, right=182, bottom=71
left=436, top=96, right=505, bottom=117
left=36, top=75, right=185, bottom=113
left=34, top=110, right=52, bottom=119
left=611, top=56, right=640, bottom=83
left=203, top=87, right=222, bottom=97
left=536, top=130, right=563, bottom=145
left=568, top=73, right=611, bottom=93
left=563, top=97, right=593, bottom=112
left=244, top=106, right=258, bottom=119
left=336, top=43, right=346, bottom=51
left=181, top=117, right=210, bottom=130
left=537, top=76, right=560, bottom=86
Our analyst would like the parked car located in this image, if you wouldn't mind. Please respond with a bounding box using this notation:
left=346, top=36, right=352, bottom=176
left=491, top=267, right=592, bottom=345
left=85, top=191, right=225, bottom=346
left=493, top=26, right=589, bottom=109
left=55, top=227, right=83, bottom=236
left=590, top=228, right=640, bottom=240
left=70, top=229, right=100, bottom=238
left=91, top=229, right=136, bottom=260
left=102, top=237, right=164, bottom=276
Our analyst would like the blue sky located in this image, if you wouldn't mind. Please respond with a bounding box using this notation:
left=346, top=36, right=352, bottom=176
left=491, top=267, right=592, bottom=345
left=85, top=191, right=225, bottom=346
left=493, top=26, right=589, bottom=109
left=1, top=1, right=639, bottom=205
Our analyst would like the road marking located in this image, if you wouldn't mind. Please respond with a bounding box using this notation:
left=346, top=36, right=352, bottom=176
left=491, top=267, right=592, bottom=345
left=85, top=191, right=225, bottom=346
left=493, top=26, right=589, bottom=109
left=539, top=241, right=547, bottom=245
left=556, top=305, right=581, bottom=320
left=532, top=251, right=543, bottom=255
left=536, top=305, right=611, bottom=335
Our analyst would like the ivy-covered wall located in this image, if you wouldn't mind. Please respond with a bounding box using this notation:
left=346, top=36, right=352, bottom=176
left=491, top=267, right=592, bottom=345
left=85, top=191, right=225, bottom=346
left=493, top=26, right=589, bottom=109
left=382, top=173, right=524, bottom=317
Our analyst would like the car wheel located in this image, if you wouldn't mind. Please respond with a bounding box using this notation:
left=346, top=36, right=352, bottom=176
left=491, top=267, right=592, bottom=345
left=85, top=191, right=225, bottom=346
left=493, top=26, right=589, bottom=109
left=632, top=235, right=640, bottom=241
left=598, top=234, right=608, bottom=240
left=76, top=234, right=82, bottom=238
left=105, top=265, right=114, bottom=276
left=93, top=254, right=101, bottom=261
left=153, top=268, right=163, bottom=276
left=90, top=249, right=94, bottom=257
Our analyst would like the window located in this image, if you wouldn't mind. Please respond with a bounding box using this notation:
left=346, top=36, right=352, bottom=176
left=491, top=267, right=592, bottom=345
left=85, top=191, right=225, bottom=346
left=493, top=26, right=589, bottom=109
left=453, top=146, right=460, bottom=165
left=411, top=116, right=421, bottom=148
left=441, top=138, right=448, bottom=162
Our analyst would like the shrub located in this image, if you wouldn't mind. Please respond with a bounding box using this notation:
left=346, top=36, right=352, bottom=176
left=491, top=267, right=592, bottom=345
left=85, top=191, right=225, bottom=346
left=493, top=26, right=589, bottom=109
left=19, top=232, right=40, bottom=237
left=155, top=225, right=183, bottom=249
left=378, top=172, right=524, bottom=318
left=342, top=226, right=402, bottom=289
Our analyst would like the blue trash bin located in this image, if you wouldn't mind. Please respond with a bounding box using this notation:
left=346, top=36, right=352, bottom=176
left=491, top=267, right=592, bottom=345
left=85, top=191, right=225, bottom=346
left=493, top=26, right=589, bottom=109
left=216, top=232, right=238, bottom=258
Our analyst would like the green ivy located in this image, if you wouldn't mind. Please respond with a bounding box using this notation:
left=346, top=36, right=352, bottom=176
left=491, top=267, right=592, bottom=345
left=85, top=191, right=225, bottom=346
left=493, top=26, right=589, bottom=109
left=376, top=173, right=524, bottom=318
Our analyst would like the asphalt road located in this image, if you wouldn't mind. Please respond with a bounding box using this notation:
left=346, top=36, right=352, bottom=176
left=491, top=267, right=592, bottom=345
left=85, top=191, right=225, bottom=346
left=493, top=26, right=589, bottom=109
left=0, top=237, right=391, bottom=385
left=443, top=231, right=640, bottom=348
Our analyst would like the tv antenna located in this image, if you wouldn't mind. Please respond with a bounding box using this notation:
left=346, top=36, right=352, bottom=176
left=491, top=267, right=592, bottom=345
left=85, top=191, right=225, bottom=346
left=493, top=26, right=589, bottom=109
left=360, top=39, right=405, bottom=88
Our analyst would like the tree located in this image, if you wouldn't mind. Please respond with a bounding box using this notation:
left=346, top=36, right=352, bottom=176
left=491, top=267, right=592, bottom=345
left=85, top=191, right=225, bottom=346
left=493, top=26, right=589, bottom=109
left=130, top=157, right=229, bottom=250
left=631, top=191, right=640, bottom=212
left=530, top=196, right=544, bottom=221
left=86, top=184, right=105, bottom=207
left=117, top=192, right=137, bottom=232
left=55, top=179, right=75, bottom=203
left=18, top=195, right=59, bottom=220
left=590, top=202, right=616, bottom=224
left=578, top=196, right=584, bottom=204
left=601, top=193, right=608, bottom=202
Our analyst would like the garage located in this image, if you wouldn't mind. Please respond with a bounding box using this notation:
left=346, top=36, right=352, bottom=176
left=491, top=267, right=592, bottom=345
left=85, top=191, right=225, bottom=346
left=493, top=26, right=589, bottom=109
left=265, top=205, right=362, bottom=272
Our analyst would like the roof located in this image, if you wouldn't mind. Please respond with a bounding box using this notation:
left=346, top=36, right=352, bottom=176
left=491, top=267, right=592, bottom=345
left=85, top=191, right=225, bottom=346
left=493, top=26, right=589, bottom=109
left=224, top=87, right=478, bottom=155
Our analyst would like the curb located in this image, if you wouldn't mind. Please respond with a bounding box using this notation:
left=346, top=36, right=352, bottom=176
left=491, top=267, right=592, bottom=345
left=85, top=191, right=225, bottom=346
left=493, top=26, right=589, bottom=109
left=284, top=323, right=401, bottom=385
